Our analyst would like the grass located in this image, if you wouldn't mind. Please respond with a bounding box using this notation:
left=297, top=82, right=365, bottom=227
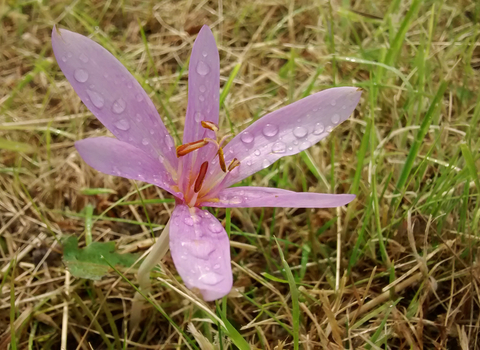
left=1, top=0, right=480, bottom=348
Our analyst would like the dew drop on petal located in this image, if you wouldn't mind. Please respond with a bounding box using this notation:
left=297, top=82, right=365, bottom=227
left=199, top=272, right=224, bottom=285
left=112, top=98, right=126, bottom=114
left=79, top=53, right=89, bottom=63
left=230, top=196, right=243, bottom=205
left=213, top=264, right=220, bottom=270
left=331, top=114, right=340, bottom=124
left=74, top=69, right=88, bottom=83
left=195, top=112, right=203, bottom=122
left=196, top=61, right=210, bottom=76
left=202, top=51, right=208, bottom=57
left=313, top=123, right=325, bottom=135
left=331, top=100, right=337, bottom=106
left=293, top=126, right=307, bottom=138
left=272, top=141, right=286, bottom=153
left=86, top=89, right=104, bottom=108
left=262, top=159, right=271, bottom=168
left=199, top=85, right=206, bottom=93
left=61, top=55, right=67, bottom=62
left=299, top=141, right=311, bottom=151
left=165, top=135, right=174, bottom=148
left=327, top=125, right=334, bottom=133
left=262, top=123, right=278, bottom=137
left=67, top=52, right=72, bottom=58
left=135, top=114, right=142, bottom=122
left=142, top=138, right=149, bottom=145
left=209, top=223, right=222, bottom=233
left=240, top=131, right=254, bottom=144
left=199, top=95, right=205, bottom=102
left=135, top=94, right=144, bottom=102
left=293, top=140, right=299, bottom=145
left=114, top=119, right=130, bottom=131
left=246, top=160, right=252, bottom=166
left=184, top=217, right=194, bottom=226
left=254, top=149, right=261, bottom=156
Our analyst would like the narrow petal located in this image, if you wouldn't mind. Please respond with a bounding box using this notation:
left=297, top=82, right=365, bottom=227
left=76, top=137, right=182, bottom=198
left=201, top=187, right=355, bottom=208
left=183, top=25, right=220, bottom=143
left=52, top=28, right=178, bottom=171
left=169, top=204, right=232, bottom=301
left=179, top=25, right=220, bottom=194
left=219, top=87, right=361, bottom=188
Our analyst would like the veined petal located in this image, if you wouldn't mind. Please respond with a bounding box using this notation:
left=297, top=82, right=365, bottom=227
left=52, top=28, right=178, bottom=171
left=76, top=137, right=182, bottom=198
left=183, top=25, right=220, bottom=143
left=201, top=187, right=355, bottom=208
left=219, top=87, right=361, bottom=188
left=179, top=25, right=221, bottom=194
left=169, top=204, right=232, bottom=301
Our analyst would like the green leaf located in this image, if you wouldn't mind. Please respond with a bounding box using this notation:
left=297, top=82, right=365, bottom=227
left=62, top=236, right=138, bottom=280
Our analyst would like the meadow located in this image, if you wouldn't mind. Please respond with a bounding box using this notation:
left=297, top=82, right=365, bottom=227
left=1, top=0, right=480, bottom=348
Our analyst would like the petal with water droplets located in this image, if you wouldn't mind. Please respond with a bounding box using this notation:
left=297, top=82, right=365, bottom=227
left=75, top=137, right=182, bottom=199
left=219, top=87, right=361, bottom=188
left=201, top=186, right=355, bottom=208
left=169, top=204, right=232, bottom=301
left=51, top=27, right=178, bottom=172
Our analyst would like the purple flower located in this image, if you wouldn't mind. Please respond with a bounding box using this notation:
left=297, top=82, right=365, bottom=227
left=52, top=25, right=361, bottom=301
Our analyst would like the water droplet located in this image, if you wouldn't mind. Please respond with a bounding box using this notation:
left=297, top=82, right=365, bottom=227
left=199, top=272, right=224, bottom=285
left=213, top=264, right=220, bottom=270
left=135, top=114, right=142, bottom=122
left=196, top=61, right=210, bottom=76
left=299, top=141, right=311, bottom=151
left=332, top=114, right=340, bottom=124
left=127, top=82, right=133, bottom=89
left=331, top=100, right=337, bottom=106
left=135, top=94, right=144, bottom=102
left=114, top=119, right=130, bottom=131
left=86, top=89, right=104, bottom=108
left=61, top=55, right=67, bottom=62
left=79, top=53, right=89, bottom=63
left=112, top=98, right=126, bottom=114
left=262, top=159, right=271, bottom=168
left=262, top=123, right=278, bottom=137
left=185, top=240, right=215, bottom=260
left=199, top=95, right=205, bottom=102
left=230, top=196, right=243, bottom=205
left=313, top=123, right=325, bottom=135
left=327, top=125, right=334, bottom=132
left=199, top=85, right=206, bottom=93
left=240, top=131, right=254, bottom=144
left=254, top=149, right=261, bottom=156
left=246, top=160, right=252, bottom=166
left=342, top=105, right=347, bottom=110
left=142, top=138, right=149, bottom=145
left=184, top=217, right=194, bottom=226
left=150, top=130, right=155, bottom=135
left=202, top=51, right=208, bottom=57
left=112, top=166, right=120, bottom=175
left=209, top=223, right=222, bottom=233
left=293, top=140, right=299, bottom=145
left=165, top=135, right=174, bottom=148
left=74, top=69, right=88, bottom=83
left=67, top=52, right=72, bottom=58
left=293, top=126, right=307, bottom=138
left=272, top=142, right=286, bottom=153
left=195, top=112, right=203, bottom=122
left=288, top=146, right=293, bottom=151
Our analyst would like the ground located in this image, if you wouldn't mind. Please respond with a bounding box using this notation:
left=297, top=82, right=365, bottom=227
left=1, top=0, right=480, bottom=349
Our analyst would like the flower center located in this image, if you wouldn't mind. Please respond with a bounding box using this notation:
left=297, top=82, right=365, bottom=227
left=176, top=121, right=240, bottom=207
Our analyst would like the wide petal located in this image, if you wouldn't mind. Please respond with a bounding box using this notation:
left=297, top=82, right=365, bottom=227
left=219, top=87, right=361, bottom=188
left=200, top=186, right=355, bottom=208
left=169, top=204, right=232, bottom=301
left=179, top=26, right=221, bottom=194
left=52, top=28, right=178, bottom=172
left=76, top=137, right=182, bottom=198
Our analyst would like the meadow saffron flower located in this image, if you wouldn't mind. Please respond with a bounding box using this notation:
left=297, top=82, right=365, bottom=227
left=52, top=25, right=361, bottom=301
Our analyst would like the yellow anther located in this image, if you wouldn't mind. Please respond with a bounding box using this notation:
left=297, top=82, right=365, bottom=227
left=217, top=148, right=227, bottom=172
left=227, top=158, right=240, bottom=172
left=201, top=121, right=219, bottom=132
left=176, top=139, right=208, bottom=157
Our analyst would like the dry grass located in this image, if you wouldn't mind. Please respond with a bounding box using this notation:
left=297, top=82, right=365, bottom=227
left=1, top=0, right=480, bottom=348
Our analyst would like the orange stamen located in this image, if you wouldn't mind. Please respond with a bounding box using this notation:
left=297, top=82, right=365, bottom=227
left=176, top=139, right=208, bottom=157
left=201, top=121, right=219, bottom=132
left=194, top=161, right=209, bottom=193
left=227, top=158, right=240, bottom=172
left=217, top=148, right=226, bottom=172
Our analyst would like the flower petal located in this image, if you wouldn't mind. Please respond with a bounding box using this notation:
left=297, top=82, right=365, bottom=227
left=219, top=87, right=361, bottom=188
left=169, top=204, right=232, bottom=301
left=76, top=137, right=182, bottom=198
left=52, top=28, right=178, bottom=172
left=183, top=25, right=220, bottom=143
left=201, top=186, right=355, bottom=208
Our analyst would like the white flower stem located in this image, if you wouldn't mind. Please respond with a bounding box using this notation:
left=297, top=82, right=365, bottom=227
left=131, top=220, right=170, bottom=329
